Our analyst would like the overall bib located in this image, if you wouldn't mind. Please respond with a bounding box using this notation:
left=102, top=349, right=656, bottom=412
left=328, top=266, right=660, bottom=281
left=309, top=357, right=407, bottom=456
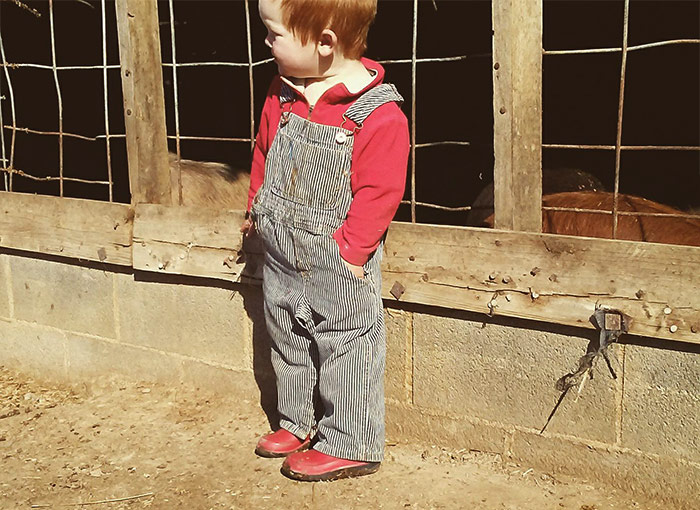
left=251, top=83, right=403, bottom=462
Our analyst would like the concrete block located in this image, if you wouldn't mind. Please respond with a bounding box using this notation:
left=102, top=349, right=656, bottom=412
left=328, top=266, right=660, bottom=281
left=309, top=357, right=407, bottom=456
left=0, top=255, right=10, bottom=319
left=66, top=334, right=185, bottom=385
left=511, top=429, right=699, bottom=509
left=413, top=313, right=618, bottom=442
left=0, top=319, right=66, bottom=380
left=10, top=256, right=115, bottom=338
left=386, top=401, right=506, bottom=454
left=385, top=307, right=412, bottom=403
left=115, top=274, right=248, bottom=369
left=622, top=343, right=700, bottom=461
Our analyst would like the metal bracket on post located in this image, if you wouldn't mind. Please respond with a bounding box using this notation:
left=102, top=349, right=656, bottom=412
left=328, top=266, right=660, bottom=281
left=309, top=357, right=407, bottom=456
left=541, top=307, right=632, bottom=434
left=591, top=307, right=631, bottom=379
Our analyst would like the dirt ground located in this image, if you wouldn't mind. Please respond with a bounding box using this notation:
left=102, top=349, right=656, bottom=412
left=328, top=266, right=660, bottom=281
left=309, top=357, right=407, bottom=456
left=0, top=365, right=670, bottom=510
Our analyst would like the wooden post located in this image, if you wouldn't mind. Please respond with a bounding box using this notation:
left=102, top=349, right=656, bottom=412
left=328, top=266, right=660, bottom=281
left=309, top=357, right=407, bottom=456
left=115, top=0, right=171, bottom=205
left=492, top=0, right=542, bottom=231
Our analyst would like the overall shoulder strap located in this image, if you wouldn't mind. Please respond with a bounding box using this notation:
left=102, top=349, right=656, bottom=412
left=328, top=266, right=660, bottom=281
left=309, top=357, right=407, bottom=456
left=343, top=83, right=404, bottom=126
left=279, top=81, right=296, bottom=105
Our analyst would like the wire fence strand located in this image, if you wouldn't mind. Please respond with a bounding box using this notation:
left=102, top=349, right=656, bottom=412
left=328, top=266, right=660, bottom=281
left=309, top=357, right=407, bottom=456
left=101, top=0, right=114, bottom=201
left=0, top=26, right=18, bottom=191
left=612, top=0, right=631, bottom=238
left=544, top=38, right=700, bottom=55
left=168, top=0, right=182, bottom=204
left=244, top=0, right=256, bottom=153
left=410, top=0, right=418, bottom=223
left=48, top=0, right=64, bottom=197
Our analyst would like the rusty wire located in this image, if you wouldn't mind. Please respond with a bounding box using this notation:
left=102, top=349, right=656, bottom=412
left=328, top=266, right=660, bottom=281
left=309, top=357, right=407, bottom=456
left=400, top=200, right=473, bottom=212
left=0, top=126, right=123, bottom=141
left=101, top=0, right=113, bottom=201
left=0, top=53, right=485, bottom=70
left=542, top=206, right=700, bottom=220
left=612, top=0, right=631, bottom=239
left=543, top=143, right=699, bottom=152
left=0, top=84, right=6, bottom=192
left=0, top=63, right=121, bottom=70
left=244, top=0, right=256, bottom=154
left=410, top=0, right=418, bottom=223
left=544, top=38, right=700, bottom=56
left=2, top=166, right=110, bottom=185
left=0, top=1, right=123, bottom=199
left=48, top=0, right=64, bottom=197
left=167, top=0, right=182, bottom=204
left=0, top=24, right=17, bottom=192
left=0, top=53, right=489, bottom=70
left=0, top=125, right=254, bottom=145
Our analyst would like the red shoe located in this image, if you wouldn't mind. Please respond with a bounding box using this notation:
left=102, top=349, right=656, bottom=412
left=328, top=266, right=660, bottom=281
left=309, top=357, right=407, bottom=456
left=255, top=429, right=310, bottom=458
left=281, top=449, right=380, bottom=481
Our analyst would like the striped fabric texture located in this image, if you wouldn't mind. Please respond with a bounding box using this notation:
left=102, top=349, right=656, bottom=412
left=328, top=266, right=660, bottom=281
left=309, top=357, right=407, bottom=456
left=251, top=84, right=402, bottom=462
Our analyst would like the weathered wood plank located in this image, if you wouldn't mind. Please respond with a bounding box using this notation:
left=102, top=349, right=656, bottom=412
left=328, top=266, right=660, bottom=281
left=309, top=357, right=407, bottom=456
left=132, top=204, right=263, bottom=282
left=115, top=0, right=171, bottom=205
left=132, top=203, right=700, bottom=343
left=492, top=0, right=542, bottom=231
left=381, top=222, right=700, bottom=344
left=0, top=191, right=132, bottom=265
left=3, top=194, right=698, bottom=344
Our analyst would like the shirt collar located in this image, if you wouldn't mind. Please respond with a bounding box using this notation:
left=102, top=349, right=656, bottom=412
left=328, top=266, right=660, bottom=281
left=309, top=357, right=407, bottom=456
left=280, top=58, right=385, bottom=105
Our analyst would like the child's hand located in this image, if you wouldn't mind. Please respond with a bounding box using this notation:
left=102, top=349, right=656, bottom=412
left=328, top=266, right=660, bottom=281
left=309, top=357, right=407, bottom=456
left=240, top=217, right=255, bottom=236
left=341, top=258, right=365, bottom=279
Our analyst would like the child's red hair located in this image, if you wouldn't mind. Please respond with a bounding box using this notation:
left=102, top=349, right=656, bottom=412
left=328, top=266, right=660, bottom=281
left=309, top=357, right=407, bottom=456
left=279, top=0, right=377, bottom=59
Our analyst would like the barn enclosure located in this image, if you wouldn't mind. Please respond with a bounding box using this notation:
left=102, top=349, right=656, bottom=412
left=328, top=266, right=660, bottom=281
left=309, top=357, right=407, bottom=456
left=1, top=0, right=698, bottom=506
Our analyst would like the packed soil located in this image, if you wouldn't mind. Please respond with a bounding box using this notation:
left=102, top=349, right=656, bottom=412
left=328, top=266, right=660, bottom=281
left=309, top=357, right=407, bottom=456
left=0, top=365, right=668, bottom=510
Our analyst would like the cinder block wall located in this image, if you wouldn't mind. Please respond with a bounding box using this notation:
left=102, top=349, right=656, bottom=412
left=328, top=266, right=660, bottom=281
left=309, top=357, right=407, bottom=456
left=1, top=251, right=698, bottom=507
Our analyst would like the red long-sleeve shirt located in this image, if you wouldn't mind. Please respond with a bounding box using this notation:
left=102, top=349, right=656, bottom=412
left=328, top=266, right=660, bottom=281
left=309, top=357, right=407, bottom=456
left=247, top=58, right=410, bottom=266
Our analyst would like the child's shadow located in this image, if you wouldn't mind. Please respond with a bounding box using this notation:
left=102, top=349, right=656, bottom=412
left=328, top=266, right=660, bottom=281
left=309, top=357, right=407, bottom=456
left=239, top=233, right=279, bottom=429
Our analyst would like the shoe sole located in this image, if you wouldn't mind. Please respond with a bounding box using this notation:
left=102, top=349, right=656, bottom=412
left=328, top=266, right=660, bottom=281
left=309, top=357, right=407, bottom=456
left=255, top=441, right=311, bottom=459
left=281, top=462, right=381, bottom=482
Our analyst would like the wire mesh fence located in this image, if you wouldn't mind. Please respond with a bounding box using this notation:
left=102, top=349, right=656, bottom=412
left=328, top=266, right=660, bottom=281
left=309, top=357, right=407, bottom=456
left=0, top=0, right=125, bottom=201
left=0, top=1, right=490, bottom=220
left=1, top=0, right=698, bottom=237
left=158, top=0, right=486, bottom=222
left=541, top=0, right=700, bottom=234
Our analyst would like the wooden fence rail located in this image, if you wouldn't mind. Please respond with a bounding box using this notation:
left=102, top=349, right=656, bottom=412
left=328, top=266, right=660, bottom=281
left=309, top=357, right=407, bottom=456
left=1, top=191, right=698, bottom=345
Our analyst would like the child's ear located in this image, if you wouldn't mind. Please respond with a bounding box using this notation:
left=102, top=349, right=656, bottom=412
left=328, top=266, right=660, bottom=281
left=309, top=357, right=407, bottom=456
left=317, top=29, right=337, bottom=57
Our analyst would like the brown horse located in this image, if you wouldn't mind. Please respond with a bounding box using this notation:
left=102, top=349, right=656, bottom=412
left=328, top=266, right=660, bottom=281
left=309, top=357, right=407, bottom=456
left=486, top=191, right=700, bottom=247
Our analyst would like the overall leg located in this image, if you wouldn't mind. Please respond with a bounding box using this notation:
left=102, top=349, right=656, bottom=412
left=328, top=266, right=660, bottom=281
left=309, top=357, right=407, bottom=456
left=303, top=233, right=387, bottom=462
left=315, top=309, right=386, bottom=462
left=258, top=216, right=318, bottom=441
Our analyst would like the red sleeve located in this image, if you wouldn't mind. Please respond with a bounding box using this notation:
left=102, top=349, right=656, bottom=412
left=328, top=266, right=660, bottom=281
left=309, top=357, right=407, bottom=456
left=247, top=80, right=280, bottom=212
left=333, top=102, right=410, bottom=265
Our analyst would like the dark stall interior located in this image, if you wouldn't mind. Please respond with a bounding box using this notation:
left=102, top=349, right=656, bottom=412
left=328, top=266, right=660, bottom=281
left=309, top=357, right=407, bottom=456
left=1, top=0, right=698, bottom=224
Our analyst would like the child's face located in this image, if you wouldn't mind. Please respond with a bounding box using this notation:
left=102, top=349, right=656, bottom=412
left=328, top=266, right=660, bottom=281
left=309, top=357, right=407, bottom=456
left=258, top=0, right=319, bottom=78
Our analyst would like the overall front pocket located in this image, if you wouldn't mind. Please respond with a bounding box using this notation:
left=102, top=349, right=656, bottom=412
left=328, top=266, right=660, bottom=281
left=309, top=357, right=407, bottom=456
left=266, top=132, right=351, bottom=211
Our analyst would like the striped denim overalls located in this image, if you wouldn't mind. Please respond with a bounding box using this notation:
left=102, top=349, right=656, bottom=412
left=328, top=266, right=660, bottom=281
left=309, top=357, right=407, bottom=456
left=251, top=83, right=403, bottom=462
